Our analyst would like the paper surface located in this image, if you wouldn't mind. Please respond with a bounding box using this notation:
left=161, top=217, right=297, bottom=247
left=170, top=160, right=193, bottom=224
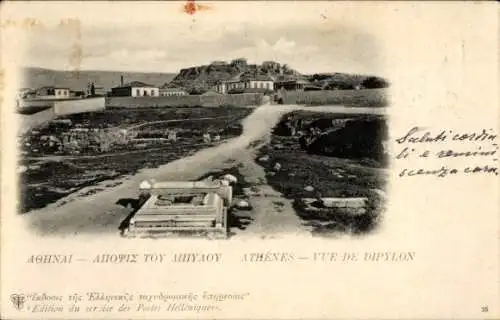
left=1, top=1, right=499, bottom=319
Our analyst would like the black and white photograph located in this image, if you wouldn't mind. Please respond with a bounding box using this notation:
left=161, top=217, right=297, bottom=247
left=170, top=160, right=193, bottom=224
left=14, top=1, right=390, bottom=239
left=1, top=2, right=499, bottom=319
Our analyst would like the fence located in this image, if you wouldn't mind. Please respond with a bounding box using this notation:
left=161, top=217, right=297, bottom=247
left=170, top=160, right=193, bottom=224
left=105, top=93, right=264, bottom=109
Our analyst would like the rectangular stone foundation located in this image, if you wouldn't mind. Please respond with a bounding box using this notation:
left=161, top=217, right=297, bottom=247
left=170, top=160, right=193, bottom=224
left=127, top=183, right=230, bottom=238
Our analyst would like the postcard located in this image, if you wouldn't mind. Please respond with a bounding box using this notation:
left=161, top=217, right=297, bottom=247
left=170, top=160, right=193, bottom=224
left=0, top=1, right=498, bottom=319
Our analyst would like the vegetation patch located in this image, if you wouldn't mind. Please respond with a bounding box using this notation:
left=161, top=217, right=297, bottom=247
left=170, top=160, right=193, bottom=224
left=256, top=111, right=388, bottom=236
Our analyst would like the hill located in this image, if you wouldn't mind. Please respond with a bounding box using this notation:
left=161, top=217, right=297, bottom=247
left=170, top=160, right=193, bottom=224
left=21, top=67, right=177, bottom=92
left=167, top=59, right=304, bottom=90
left=168, top=58, right=389, bottom=91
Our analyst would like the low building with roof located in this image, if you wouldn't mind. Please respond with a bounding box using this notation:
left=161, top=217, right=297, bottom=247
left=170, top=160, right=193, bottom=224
left=110, top=81, right=159, bottom=97
left=241, top=74, right=274, bottom=91
left=17, top=88, right=36, bottom=100
left=159, top=86, right=189, bottom=97
left=274, top=78, right=311, bottom=91
left=216, top=74, right=274, bottom=94
left=70, top=90, right=86, bottom=98
left=34, top=86, right=71, bottom=99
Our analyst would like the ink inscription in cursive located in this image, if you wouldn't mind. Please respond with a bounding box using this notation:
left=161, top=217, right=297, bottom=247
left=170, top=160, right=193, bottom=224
left=394, top=127, right=498, bottom=178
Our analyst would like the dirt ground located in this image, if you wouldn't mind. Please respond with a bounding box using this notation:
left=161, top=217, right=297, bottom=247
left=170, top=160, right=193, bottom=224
left=19, top=108, right=252, bottom=213
left=24, top=103, right=386, bottom=238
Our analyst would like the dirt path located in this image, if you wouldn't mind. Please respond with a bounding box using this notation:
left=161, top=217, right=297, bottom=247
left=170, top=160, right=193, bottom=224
left=25, top=104, right=386, bottom=237
left=235, top=152, right=313, bottom=239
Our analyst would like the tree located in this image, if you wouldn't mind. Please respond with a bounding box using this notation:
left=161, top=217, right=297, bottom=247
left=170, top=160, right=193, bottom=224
left=361, top=76, right=389, bottom=89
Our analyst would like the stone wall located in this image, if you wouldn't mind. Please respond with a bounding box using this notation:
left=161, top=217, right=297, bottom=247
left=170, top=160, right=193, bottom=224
left=105, top=93, right=264, bottom=109
left=280, top=89, right=389, bottom=108
left=53, top=97, right=106, bottom=115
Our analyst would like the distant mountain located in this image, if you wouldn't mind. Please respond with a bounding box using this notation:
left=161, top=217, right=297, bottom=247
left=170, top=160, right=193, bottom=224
left=21, top=67, right=177, bottom=92
left=167, top=59, right=304, bottom=90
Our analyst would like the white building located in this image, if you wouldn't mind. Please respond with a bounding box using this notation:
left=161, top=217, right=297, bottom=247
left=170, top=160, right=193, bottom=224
left=159, top=87, right=189, bottom=97
left=216, top=75, right=274, bottom=94
left=111, top=81, right=159, bottom=97
left=34, top=86, right=71, bottom=99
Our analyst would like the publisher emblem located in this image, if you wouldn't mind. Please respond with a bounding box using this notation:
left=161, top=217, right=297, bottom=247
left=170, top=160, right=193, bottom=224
left=10, top=293, right=25, bottom=310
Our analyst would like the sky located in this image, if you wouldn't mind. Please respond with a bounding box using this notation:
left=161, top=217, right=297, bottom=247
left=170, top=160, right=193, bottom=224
left=2, top=1, right=385, bottom=75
